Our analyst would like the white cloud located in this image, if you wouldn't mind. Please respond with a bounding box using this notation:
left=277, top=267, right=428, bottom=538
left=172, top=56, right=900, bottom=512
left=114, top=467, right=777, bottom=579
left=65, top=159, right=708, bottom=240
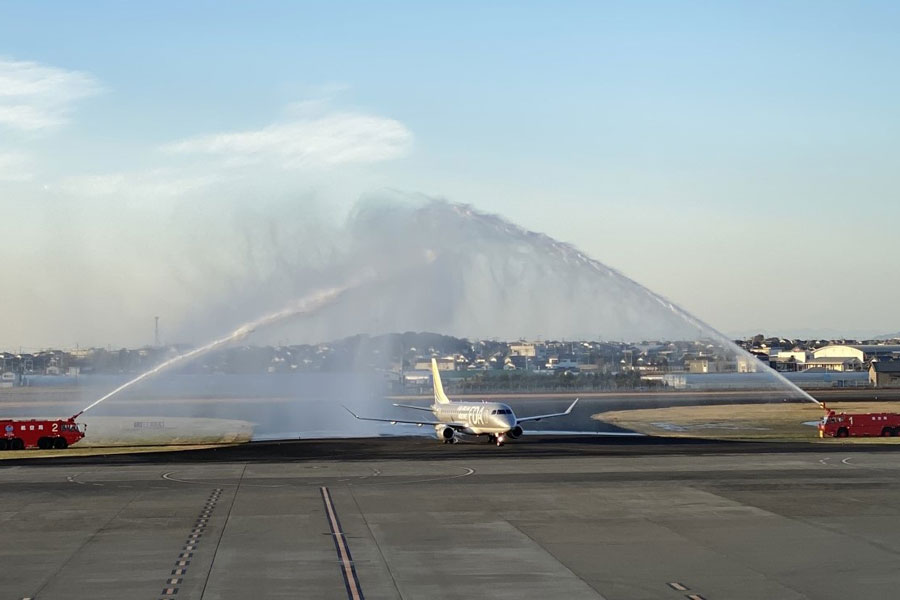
left=163, top=112, right=413, bottom=168
left=0, top=57, right=101, bottom=132
left=0, top=151, right=34, bottom=181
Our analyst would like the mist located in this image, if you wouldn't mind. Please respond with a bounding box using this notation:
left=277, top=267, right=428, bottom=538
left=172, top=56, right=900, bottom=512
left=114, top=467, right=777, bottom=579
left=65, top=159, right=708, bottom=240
left=168, top=192, right=716, bottom=347
left=4, top=191, right=814, bottom=440
left=3, top=189, right=708, bottom=349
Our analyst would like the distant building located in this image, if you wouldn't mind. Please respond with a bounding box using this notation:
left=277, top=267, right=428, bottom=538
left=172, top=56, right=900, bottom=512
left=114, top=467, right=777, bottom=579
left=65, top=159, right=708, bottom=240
left=402, top=370, right=431, bottom=384
left=785, top=370, right=869, bottom=388
left=751, top=345, right=782, bottom=357
left=771, top=355, right=801, bottom=372
left=413, top=357, right=455, bottom=371
left=507, top=355, right=530, bottom=370
left=661, top=373, right=781, bottom=391
left=556, top=356, right=578, bottom=370
left=687, top=357, right=724, bottom=374
left=736, top=357, right=760, bottom=373
left=802, top=357, right=863, bottom=372
left=870, top=361, right=900, bottom=388
left=509, top=343, right=536, bottom=357
left=813, top=345, right=900, bottom=364
left=776, top=350, right=810, bottom=364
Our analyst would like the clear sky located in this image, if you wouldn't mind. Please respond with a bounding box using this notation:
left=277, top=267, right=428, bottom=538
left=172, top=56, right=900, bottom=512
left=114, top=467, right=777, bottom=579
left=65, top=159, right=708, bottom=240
left=1, top=1, right=898, bottom=348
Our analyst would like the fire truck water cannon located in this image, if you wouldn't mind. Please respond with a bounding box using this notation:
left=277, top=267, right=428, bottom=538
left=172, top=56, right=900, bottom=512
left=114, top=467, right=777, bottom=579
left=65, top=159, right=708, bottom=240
left=0, top=414, right=86, bottom=451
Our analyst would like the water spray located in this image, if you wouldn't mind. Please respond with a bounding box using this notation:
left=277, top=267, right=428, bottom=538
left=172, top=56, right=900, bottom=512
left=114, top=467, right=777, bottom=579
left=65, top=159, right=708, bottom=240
left=72, top=279, right=369, bottom=419
left=453, top=202, right=823, bottom=407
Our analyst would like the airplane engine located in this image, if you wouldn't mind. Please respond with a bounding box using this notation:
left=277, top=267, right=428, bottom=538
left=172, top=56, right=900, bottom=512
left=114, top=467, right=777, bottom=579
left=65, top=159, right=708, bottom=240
left=436, top=425, right=455, bottom=442
left=507, top=425, right=524, bottom=440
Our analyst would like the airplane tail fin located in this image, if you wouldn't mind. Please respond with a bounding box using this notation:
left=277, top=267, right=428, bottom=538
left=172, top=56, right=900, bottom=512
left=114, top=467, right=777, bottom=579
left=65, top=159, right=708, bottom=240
left=431, top=358, right=451, bottom=404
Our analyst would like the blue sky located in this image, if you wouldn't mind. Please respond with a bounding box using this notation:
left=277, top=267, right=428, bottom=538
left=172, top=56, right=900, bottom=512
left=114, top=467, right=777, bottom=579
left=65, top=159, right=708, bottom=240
left=1, top=1, right=898, bottom=347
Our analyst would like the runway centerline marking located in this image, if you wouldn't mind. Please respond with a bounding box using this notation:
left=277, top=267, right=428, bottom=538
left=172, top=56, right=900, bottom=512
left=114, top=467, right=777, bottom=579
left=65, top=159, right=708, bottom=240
left=668, top=580, right=709, bottom=599
left=321, top=486, right=365, bottom=600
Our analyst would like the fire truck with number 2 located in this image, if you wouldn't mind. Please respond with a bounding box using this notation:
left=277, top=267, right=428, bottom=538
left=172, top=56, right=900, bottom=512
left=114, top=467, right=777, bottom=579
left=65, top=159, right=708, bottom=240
left=0, top=415, right=86, bottom=450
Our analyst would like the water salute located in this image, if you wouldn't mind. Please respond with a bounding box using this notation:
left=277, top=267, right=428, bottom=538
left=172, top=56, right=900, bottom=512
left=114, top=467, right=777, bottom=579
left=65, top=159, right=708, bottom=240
left=2, top=2, right=899, bottom=599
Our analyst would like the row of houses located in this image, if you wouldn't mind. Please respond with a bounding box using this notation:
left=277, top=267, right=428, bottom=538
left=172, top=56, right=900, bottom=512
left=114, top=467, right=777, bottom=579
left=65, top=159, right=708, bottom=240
left=5, top=337, right=900, bottom=388
left=335, top=341, right=900, bottom=389
left=753, top=344, right=900, bottom=388
left=759, top=344, right=900, bottom=371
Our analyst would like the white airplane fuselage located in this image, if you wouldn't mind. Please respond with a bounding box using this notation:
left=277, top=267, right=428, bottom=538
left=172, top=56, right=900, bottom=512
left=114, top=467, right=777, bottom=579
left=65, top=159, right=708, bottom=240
left=345, top=358, right=577, bottom=446
left=431, top=401, right=517, bottom=436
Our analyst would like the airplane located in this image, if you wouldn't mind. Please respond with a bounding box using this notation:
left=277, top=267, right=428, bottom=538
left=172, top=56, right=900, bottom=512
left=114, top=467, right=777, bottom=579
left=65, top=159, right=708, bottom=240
left=344, top=358, right=579, bottom=446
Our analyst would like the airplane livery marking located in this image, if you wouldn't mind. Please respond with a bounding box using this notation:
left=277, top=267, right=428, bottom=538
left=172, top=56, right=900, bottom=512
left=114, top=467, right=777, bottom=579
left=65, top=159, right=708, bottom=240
left=457, top=405, right=486, bottom=425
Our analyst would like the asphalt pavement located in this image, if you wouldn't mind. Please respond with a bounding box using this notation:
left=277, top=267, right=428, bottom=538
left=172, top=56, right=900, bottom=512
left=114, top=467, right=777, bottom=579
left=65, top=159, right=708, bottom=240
left=3, top=436, right=900, bottom=599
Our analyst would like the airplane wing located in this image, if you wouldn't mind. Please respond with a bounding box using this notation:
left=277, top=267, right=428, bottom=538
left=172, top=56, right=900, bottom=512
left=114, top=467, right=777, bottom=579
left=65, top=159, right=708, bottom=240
left=515, top=398, right=579, bottom=424
left=343, top=406, right=465, bottom=428
left=392, top=403, right=435, bottom=412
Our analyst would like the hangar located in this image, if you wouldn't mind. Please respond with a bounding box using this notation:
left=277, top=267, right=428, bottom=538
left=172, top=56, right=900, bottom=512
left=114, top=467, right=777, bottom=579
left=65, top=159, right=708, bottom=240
left=812, top=344, right=900, bottom=364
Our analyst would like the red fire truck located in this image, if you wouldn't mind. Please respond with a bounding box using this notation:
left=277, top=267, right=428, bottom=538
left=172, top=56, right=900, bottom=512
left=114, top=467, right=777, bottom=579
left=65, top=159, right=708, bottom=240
left=0, top=417, right=86, bottom=450
left=818, top=409, right=900, bottom=438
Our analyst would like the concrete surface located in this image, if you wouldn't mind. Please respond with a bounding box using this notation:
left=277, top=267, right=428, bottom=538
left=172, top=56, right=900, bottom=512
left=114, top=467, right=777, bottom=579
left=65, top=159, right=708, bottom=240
left=3, top=437, right=900, bottom=599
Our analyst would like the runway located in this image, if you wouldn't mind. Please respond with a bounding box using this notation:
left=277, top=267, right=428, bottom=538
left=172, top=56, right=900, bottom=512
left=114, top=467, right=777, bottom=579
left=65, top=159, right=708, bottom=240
left=3, top=437, right=900, bottom=599
left=6, top=385, right=897, bottom=442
